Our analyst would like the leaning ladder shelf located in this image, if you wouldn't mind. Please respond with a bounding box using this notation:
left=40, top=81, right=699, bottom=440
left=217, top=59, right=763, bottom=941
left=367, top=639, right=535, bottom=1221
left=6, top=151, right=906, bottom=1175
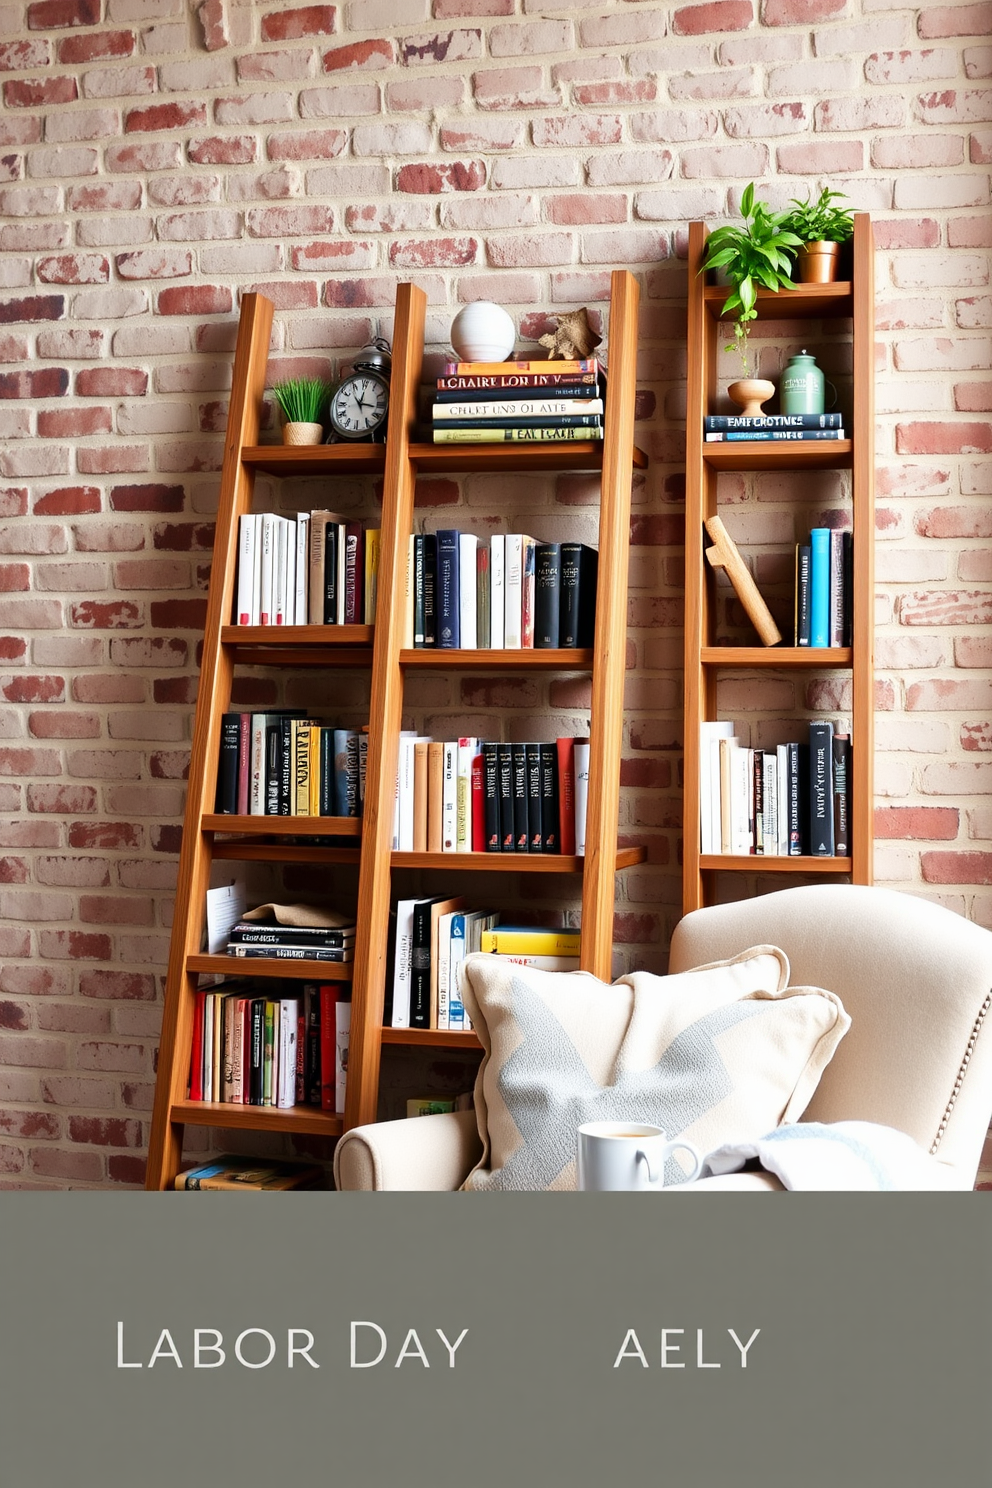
left=681, top=216, right=874, bottom=916
left=146, top=272, right=647, bottom=1189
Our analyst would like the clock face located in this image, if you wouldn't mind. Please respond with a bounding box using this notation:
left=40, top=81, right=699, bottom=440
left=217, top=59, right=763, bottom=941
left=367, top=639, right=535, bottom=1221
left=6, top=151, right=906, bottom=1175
left=330, top=373, right=389, bottom=440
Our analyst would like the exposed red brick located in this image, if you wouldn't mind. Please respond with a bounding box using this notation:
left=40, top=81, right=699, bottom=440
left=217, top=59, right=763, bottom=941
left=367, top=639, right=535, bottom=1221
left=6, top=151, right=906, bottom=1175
left=874, top=806, right=960, bottom=840
left=71, top=600, right=142, bottom=629
left=0, top=296, right=65, bottom=326
left=396, top=160, right=486, bottom=193
left=921, top=852, right=992, bottom=885
left=0, top=563, right=28, bottom=591
left=897, top=420, right=992, bottom=454
left=156, top=284, right=232, bottom=315
left=322, top=38, right=394, bottom=71
left=37, top=408, right=112, bottom=438
left=674, top=0, right=752, bottom=31
left=57, top=29, right=135, bottom=63
left=36, top=254, right=109, bottom=285
left=107, top=1154, right=147, bottom=1185
left=125, top=102, right=207, bottom=134
left=262, top=5, right=336, bottom=40
left=188, top=135, right=257, bottom=165
left=27, top=0, right=99, bottom=27
left=389, top=236, right=478, bottom=268
left=2, top=675, right=63, bottom=703
left=33, top=486, right=101, bottom=516
left=0, top=368, right=70, bottom=397
left=4, top=76, right=78, bottom=108
left=0, top=40, right=52, bottom=70
left=75, top=368, right=148, bottom=397
left=109, top=482, right=185, bottom=513
left=150, top=598, right=208, bottom=629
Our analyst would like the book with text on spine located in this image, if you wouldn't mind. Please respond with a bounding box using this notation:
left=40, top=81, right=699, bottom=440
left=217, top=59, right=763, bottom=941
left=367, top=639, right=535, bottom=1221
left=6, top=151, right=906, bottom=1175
left=435, top=398, right=604, bottom=420
left=704, top=428, right=845, bottom=442
left=704, top=412, right=843, bottom=431
left=442, top=356, right=599, bottom=377
left=433, top=424, right=603, bottom=444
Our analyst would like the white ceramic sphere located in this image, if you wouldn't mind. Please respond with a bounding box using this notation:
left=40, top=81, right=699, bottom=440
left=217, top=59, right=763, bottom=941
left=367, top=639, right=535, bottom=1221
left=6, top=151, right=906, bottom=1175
left=450, top=301, right=516, bottom=363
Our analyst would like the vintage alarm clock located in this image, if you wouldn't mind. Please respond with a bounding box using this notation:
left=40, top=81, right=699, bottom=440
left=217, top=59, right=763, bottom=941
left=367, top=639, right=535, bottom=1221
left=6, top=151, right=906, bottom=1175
left=327, top=337, right=392, bottom=443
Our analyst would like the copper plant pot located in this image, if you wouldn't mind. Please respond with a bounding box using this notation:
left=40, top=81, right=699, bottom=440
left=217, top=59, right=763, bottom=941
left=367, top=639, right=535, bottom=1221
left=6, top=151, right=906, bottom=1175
left=796, top=241, right=841, bottom=284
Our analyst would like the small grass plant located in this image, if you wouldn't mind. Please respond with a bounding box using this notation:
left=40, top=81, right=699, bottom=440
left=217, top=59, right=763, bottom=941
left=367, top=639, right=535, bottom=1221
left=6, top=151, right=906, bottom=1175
left=271, top=377, right=331, bottom=426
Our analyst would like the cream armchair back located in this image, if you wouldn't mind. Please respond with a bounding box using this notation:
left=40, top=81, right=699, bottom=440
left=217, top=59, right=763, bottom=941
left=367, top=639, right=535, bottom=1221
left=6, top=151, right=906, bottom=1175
left=334, top=886, right=992, bottom=1192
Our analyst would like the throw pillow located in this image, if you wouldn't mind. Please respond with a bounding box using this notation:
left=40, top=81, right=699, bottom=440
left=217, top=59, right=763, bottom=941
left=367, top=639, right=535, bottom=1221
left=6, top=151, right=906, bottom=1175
left=458, top=946, right=850, bottom=1191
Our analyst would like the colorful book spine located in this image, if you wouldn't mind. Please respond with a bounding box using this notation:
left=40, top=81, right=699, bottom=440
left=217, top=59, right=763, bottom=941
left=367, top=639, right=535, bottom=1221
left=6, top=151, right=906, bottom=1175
left=433, top=425, right=602, bottom=443
left=436, top=528, right=460, bottom=647
left=703, top=429, right=846, bottom=442
left=441, top=357, right=598, bottom=376
left=434, top=399, right=604, bottom=419
left=809, top=528, right=831, bottom=648
left=808, top=720, right=835, bottom=856
left=703, top=413, right=843, bottom=430
left=435, top=381, right=599, bottom=402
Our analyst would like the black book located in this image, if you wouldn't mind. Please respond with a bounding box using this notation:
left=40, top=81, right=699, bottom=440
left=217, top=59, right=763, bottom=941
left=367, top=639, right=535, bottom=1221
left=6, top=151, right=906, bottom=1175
left=278, top=714, right=297, bottom=814
left=829, top=529, right=846, bottom=648
left=483, top=741, right=500, bottom=851
left=559, top=542, right=598, bottom=648
left=264, top=720, right=282, bottom=816
left=304, top=984, right=321, bottom=1106
left=323, top=521, right=339, bottom=625
left=423, top=533, right=437, bottom=647
left=249, top=997, right=266, bottom=1106
left=410, top=895, right=446, bottom=1030
left=319, top=727, right=334, bottom=816
left=216, top=712, right=240, bottom=813
left=795, top=544, right=811, bottom=646
left=229, top=925, right=356, bottom=948
left=842, top=530, right=853, bottom=647
left=808, top=721, right=835, bottom=856
left=511, top=742, right=529, bottom=852
left=526, top=743, right=542, bottom=851
left=534, top=542, right=561, bottom=648
left=413, top=534, right=426, bottom=647
left=833, top=733, right=851, bottom=856
left=786, top=741, right=803, bottom=856
left=752, top=748, right=764, bottom=855
left=539, top=742, right=560, bottom=853
left=497, top=742, right=514, bottom=851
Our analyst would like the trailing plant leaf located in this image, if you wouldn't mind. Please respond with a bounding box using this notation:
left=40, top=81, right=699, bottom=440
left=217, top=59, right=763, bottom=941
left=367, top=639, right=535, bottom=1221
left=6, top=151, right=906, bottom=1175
left=271, top=377, right=331, bottom=425
left=782, top=188, right=854, bottom=245
left=700, top=186, right=802, bottom=373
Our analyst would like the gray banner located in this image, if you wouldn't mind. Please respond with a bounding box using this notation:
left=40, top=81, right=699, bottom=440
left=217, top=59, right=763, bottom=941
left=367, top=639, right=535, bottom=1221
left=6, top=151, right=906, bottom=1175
left=1, top=1194, right=989, bottom=1487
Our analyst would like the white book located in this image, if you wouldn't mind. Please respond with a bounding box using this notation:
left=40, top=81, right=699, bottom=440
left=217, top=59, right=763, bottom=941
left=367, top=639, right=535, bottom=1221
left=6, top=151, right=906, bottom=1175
left=434, top=397, right=604, bottom=420
left=402, top=534, right=415, bottom=649
left=731, top=745, right=753, bottom=855
left=574, top=739, right=590, bottom=855
left=390, top=899, right=417, bottom=1028
left=456, top=736, right=478, bottom=852
left=273, top=516, right=288, bottom=626
left=504, top=534, right=523, bottom=648
left=249, top=712, right=271, bottom=816
left=202, top=992, right=214, bottom=1102
left=699, top=721, right=736, bottom=854
left=458, top=533, right=478, bottom=649
left=762, top=752, right=777, bottom=856
left=441, top=740, right=458, bottom=852
left=398, top=734, right=430, bottom=853
left=236, top=513, right=259, bottom=626
left=777, top=743, right=790, bottom=855
left=490, top=534, right=505, bottom=649
left=259, top=513, right=275, bottom=626
left=436, top=910, right=455, bottom=1030
left=392, top=729, right=418, bottom=850
left=295, top=513, right=309, bottom=624
left=335, top=999, right=350, bottom=1115
left=281, top=515, right=295, bottom=626
left=489, top=953, right=581, bottom=972
left=334, top=522, right=346, bottom=625
left=277, top=996, right=298, bottom=1107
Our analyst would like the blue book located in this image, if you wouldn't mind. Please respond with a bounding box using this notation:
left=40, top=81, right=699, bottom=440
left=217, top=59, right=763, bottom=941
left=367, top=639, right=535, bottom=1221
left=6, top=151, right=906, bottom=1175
left=809, top=528, right=830, bottom=648
left=435, top=529, right=460, bottom=648
left=447, top=912, right=466, bottom=1029
left=332, top=728, right=356, bottom=816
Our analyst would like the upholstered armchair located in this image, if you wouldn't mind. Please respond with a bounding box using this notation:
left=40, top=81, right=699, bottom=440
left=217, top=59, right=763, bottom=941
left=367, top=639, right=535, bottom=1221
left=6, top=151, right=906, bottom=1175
left=333, top=885, right=992, bottom=1192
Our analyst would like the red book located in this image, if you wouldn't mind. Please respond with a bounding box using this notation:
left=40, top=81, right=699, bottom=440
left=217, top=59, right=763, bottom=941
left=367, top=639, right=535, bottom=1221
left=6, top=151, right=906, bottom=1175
left=344, top=523, right=363, bottom=625
left=556, top=737, right=576, bottom=856
left=471, top=750, right=485, bottom=852
left=295, top=1008, right=307, bottom=1105
left=189, top=990, right=206, bottom=1101
left=236, top=712, right=251, bottom=815
left=319, top=984, right=340, bottom=1112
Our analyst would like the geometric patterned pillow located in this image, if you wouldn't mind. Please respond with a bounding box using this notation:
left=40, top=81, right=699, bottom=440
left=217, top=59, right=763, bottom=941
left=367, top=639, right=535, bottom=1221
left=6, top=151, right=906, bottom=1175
left=458, top=946, right=850, bottom=1191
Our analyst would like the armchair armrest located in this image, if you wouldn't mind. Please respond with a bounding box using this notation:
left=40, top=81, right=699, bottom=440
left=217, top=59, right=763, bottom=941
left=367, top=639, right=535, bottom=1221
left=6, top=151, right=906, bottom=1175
left=334, top=1109, right=483, bottom=1192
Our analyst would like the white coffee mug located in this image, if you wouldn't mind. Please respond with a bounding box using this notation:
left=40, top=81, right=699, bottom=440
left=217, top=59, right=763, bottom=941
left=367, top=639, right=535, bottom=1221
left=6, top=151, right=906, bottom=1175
left=577, top=1121, right=701, bottom=1192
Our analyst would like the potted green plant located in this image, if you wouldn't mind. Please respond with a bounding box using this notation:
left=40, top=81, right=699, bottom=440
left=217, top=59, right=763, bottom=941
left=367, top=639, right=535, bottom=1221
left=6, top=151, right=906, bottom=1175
left=781, top=187, right=854, bottom=284
left=271, top=376, right=331, bottom=446
left=700, top=183, right=802, bottom=412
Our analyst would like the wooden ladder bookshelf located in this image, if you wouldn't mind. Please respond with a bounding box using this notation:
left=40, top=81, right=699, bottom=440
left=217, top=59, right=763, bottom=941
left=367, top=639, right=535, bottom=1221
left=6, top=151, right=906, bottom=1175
left=682, top=215, right=875, bottom=916
left=146, top=271, right=647, bottom=1188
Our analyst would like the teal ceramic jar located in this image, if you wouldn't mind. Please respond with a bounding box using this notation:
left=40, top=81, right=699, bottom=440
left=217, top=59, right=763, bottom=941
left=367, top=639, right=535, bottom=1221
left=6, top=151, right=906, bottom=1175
left=780, top=350, right=826, bottom=416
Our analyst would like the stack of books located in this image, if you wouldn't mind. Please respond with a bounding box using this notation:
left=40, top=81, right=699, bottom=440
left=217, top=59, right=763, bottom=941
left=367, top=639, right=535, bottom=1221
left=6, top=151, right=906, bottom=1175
left=392, top=734, right=590, bottom=856
left=215, top=713, right=366, bottom=818
left=188, top=981, right=350, bottom=1114
left=235, top=510, right=379, bottom=627
left=703, top=413, right=845, bottom=443
left=432, top=356, right=604, bottom=445
left=699, top=719, right=851, bottom=858
left=175, top=1156, right=325, bottom=1190
left=480, top=924, right=581, bottom=972
left=795, top=527, right=852, bottom=648
left=226, top=915, right=356, bottom=963
left=407, top=530, right=597, bottom=650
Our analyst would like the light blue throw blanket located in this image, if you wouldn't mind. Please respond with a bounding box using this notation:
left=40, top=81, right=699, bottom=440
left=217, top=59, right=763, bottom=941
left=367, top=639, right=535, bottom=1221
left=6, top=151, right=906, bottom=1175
left=700, top=1121, right=968, bottom=1191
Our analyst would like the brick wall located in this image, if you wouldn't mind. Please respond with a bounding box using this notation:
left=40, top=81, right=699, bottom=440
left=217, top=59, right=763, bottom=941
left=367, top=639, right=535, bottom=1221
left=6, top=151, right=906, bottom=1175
left=0, top=0, right=989, bottom=1187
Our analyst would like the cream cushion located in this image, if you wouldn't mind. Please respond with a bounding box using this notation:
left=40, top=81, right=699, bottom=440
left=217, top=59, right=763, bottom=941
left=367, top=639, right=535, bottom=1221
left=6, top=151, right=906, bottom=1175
left=458, top=946, right=850, bottom=1191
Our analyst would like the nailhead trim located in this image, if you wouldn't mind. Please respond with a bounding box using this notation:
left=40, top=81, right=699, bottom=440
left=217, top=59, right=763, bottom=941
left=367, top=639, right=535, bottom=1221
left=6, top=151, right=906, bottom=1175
left=930, top=988, right=992, bottom=1155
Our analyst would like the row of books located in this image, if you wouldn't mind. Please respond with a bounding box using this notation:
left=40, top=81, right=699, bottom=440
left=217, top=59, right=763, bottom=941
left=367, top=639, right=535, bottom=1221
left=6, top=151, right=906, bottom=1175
left=234, top=510, right=379, bottom=627
left=795, top=528, right=852, bottom=649
left=388, top=911, right=580, bottom=1031
left=700, top=719, right=850, bottom=857
left=175, top=1155, right=325, bottom=1189
left=432, top=356, right=604, bottom=445
left=392, top=734, right=590, bottom=856
left=704, top=412, right=845, bottom=443
left=188, top=982, right=350, bottom=1112
left=405, top=531, right=597, bottom=650
left=215, top=713, right=366, bottom=818
left=225, top=917, right=356, bottom=964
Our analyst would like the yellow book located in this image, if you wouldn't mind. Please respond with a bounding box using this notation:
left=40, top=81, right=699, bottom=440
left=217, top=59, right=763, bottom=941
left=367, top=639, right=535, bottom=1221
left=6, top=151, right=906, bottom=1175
left=364, top=528, right=380, bottom=625
left=480, top=928, right=581, bottom=956
left=308, top=725, right=322, bottom=816
left=293, top=719, right=312, bottom=815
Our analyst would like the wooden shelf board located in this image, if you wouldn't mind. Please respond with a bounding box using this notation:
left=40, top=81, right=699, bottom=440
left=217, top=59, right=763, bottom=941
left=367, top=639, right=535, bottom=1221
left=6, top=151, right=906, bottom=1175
left=187, top=954, right=354, bottom=981
left=700, top=855, right=852, bottom=873
left=390, top=846, right=646, bottom=872
left=699, top=439, right=852, bottom=471
left=172, top=1099, right=342, bottom=1137
left=241, top=444, right=386, bottom=476
left=400, top=647, right=593, bottom=670
left=701, top=646, right=853, bottom=668
left=408, top=440, right=648, bottom=473
left=202, top=814, right=361, bottom=837
left=222, top=624, right=373, bottom=667
left=380, top=1028, right=482, bottom=1049
left=704, top=281, right=853, bottom=320
left=211, top=843, right=361, bottom=865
